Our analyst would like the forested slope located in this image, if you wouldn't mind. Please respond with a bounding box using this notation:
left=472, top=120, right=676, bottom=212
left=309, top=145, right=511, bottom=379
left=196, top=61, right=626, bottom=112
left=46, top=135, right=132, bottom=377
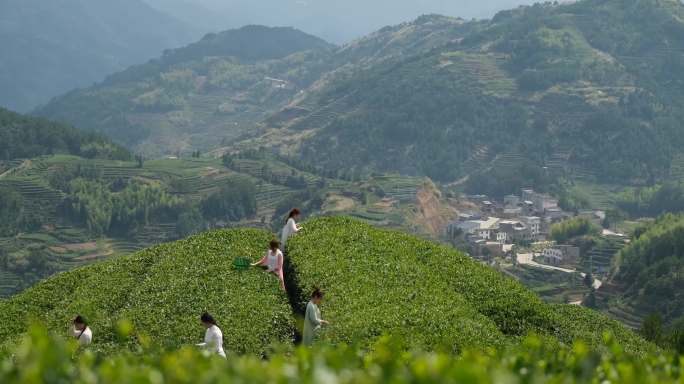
left=254, top=0, right=684, bottom=186
left=613, top=213, right=684, bottom=326
left=0, top=107, right=129, bottom=161
left=36, top=0, right=684, bottom=186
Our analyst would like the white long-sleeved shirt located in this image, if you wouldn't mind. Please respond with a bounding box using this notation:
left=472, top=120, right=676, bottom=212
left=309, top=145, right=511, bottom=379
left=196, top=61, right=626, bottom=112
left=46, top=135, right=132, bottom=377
left=197, top=325, right=226, bottom=358
left=281, top=218, right=300, bottom=246
left=71, top=326, right=92, bottom=346
left=302, top=301, right=322, bottom=346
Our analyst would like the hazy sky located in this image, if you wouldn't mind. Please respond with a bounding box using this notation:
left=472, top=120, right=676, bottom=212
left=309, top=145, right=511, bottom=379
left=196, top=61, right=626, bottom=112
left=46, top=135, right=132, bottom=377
left=147, top=0, right=538, bottom=43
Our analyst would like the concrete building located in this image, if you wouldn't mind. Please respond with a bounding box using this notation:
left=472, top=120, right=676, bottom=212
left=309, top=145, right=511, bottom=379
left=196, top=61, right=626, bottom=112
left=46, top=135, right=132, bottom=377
left=497, top=220, right=528, bottom=243
left=453, top=217, right=500, bottom=240
left=520, top=216, right=541, bottom=238
left=522, top=188, right=558, bottom=213
left=542, top=245, right=580, bottom=265
left=503, top=207, right=523, bottom=217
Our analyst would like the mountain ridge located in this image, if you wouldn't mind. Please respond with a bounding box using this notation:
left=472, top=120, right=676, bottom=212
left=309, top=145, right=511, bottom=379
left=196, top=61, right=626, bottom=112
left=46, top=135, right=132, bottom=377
left=35, top=25, right=336, bottom=152
left=0, top=0, right=198, bottom=112
left=35, top=0, right=684, bottom=189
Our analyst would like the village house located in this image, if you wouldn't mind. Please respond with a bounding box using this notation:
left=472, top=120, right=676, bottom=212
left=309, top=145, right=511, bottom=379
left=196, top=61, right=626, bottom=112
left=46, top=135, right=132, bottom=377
left=449, top=217, right=500, bottom=240
left=520, top=216, right=541, bottom=237
left=542, top=245, right=580, bottom=265
left=522, top=188, right=559, bottom=214
left=497, top=220, right=528, bottom=243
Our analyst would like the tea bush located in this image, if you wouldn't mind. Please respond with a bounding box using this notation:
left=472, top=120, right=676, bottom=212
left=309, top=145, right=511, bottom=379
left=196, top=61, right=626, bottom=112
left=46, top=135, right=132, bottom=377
left=0, top=229, right=294, bottom=355
left=287, top=216, right=505, bottom=350
left=1, top=325, right=681, bottom=384
left=287, top=217, right=649, bottom=353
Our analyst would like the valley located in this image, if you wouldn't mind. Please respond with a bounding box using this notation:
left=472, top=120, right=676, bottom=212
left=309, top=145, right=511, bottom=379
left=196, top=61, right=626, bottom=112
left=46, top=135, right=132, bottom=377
left=1, top=0, right=684, bottom=380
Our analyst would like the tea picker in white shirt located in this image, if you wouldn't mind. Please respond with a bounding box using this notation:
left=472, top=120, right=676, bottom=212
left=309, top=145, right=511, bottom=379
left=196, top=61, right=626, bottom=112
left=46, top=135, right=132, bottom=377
left=252, top=239, right=286, bottom=291
left=70, top=315, right=92, bottom=346
left=196, top=312, right=226, bottom=358
left=281, top=208, right=303, bottom=247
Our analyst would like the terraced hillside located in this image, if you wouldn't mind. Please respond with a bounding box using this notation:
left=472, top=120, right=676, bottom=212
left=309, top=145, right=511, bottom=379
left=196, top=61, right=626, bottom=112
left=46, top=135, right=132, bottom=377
left=0, top=151, right=446, bottom=298
left=0, top=217, right=650, bottom=357
left=36, top=26, right=335, bottom=155
left=34, top=0, right=684, bottom=187
left=241, top=0, right=684, bottom=186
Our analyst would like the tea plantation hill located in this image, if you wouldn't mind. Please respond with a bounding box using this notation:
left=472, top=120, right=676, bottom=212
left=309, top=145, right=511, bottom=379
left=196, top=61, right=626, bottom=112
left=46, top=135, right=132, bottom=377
left=0, top=217, right=650, bottom=355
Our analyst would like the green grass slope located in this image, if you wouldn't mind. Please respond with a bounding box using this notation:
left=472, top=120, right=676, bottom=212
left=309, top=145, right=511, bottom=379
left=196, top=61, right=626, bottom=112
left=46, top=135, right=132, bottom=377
left=0, top=229, right=293, bottom=355
left=287, top=216, right=650, bottom=354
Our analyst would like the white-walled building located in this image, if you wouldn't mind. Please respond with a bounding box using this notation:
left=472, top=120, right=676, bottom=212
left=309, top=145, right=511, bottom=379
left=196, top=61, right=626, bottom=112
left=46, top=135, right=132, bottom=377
left=451, top=217, right=500, bottom=240
left=542, top=245, right=580, bottom=265
left=520, top=216, right=541, bottom=237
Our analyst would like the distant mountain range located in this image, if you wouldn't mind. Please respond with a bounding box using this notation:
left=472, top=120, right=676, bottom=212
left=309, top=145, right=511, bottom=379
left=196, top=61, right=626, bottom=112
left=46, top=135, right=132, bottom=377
left=0, top=0, right=198, bottom=112
left=144, top=0, right=537, bottom=43
left=36, top=25, right=335, bottom=152
left=37, top=0, right=684, bottom=187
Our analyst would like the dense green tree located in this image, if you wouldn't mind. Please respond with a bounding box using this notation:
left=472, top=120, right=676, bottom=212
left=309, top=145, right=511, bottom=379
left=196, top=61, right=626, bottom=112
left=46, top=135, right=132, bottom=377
left=176, top=205, right=204, bottom=238
left=550, top=217, right=600, bottom=243
left=0, top=187, right=23, bottom=236
left=0, top=108, right=129, bottom=161
left=617, top=183, right=684, bottom=218
left=640, top=314, right=664, bottom=345
left=616, top=214, right=684, bottom=326
left=110, top=182, right=182, bottom=233
left=65, top=179, right=183, bottom=236
left=201, top=179, right=257, bottom=221
left=66, top=179, right=113, bottom=236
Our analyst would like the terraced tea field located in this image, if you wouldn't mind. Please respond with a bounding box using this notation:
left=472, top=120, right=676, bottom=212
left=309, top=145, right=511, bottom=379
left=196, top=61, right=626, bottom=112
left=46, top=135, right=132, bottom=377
left=567, top=180, right=622, bottom=210
left=582, top=236, right=626, bottom=275
left=0, top=151, right=455, bottom=300
left=372, top=175, right=423, bottom=202
left=506, top=264, right=588, bottom=304
left=441, top=52, right=517, bottom=97
left=0, top=174, right=64, bottom=224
